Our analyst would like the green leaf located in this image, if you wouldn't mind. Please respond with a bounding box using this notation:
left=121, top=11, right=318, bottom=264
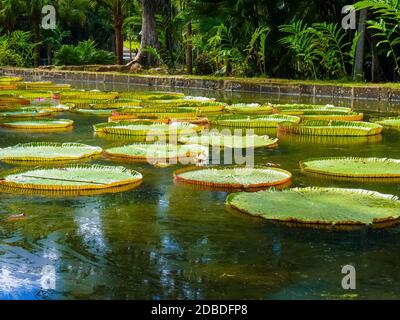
left=227, top=187, right=400, bottom=227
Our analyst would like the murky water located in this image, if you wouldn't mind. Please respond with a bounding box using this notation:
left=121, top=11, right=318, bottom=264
left=0, top=81, right=399, bottom=300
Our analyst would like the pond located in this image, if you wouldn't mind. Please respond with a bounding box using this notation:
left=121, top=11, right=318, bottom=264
left=0, top=81, right=399, bottom=299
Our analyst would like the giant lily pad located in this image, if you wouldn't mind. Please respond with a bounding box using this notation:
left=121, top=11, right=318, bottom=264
left=21, top=82, right=71, bottom=90
left=30, top=99, right=70, bottom=112
left=117, top=91, right=185, bottom=100
left=225, top=103, right=273, bottom=114
left=117, top=106, right=199, bottom=118
left=178, top=132, right=278, bottom=148
left=0, top=164, right=143, bottom=191
left=0, top=142, right=102, bottom=162
left=183, top=96, right=215, bottom=101
left=273, top=104, right=351, bottom=113
left=279, top=120, right=382, bottom=136
left=140, top=100, right=225, bottom=113
left=210, top=114, right=300, bottom=128
left=89, top=99, right=141, bottom=109
left=169, top=117, right=209, bottom=125
left=61, top=91, right=118, bottom=100
left=174, top=166, right=292, bottom=188
left=227, top=187, right=400, bottom=227
left=73, top=109, right=113, bottom=116
left=0, top=77, right=22, bottom=83
left=0, top=84, right=17, bottom=90
left=0, top=119, right=74, bottom=129
left=375, top=117, right=400, bottom=131
left=299, top=112, right=364, bottom=121
left=12, top=92, right=53, bottom=100
left=108, top=115, right=169, bottom=124
left=300, top=157, right=400, bottom=178
left=104, top=143, right=207, bottom=162
left=94, top=121, right=202, bottom=136
left=273, top=104, right=362, bottom=120
left=0, top=108, right=52, bottom=118
left=277, top=131, right=383, bottom=145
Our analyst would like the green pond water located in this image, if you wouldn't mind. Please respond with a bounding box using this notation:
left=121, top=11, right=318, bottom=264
left=0, top=81, right=400, bottom=299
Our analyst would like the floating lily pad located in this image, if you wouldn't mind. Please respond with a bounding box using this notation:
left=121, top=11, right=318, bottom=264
left=375, top=117, right=400, bottom=131
left=89, top=99, right=141, bottom=109
left=299, top=112, right=364, bottom=121
left=107, top=115, right=169, bottom=124
left=21, top=82, right=71, bottom=90
left=0, top=164, right=143, bottom=191
left=183, top=96, right=215, bottom=101
left=11, top=92, right=53, bottom=100
left=277, top=131, right=383, bottom=145
left=61, top=91, right=118, bottom=100
left=105, top=143, right=207, bottom=162
left=0, top=77, right=22, bottom=83
left=0, top=119, right=74, bottom=129
left=0, top=96, right=30, bottom=105
left=300, top=157, right=400, bottom=178
left=227, top=187, right=400, bottom=227
left=273, top=104, right=362, bottom=120
left=117, top=106, right=199, bottom=118
left=0, top=182, right=140, bottom=197
left=279, top=120, right=382, bottom=136
left=179, top=132, right=278, bottom=148
left=73, top=109, right=113, bottom=116
left=0, top=84, right=16, bottom=90
left=117, top=91, right=185, bottom=100
left=140, top=100, right=225, bottom=113
left=169, top=117, right=209, bottom=124
left=174, top=166, right=292, bottom=188
left=94, top=121, right=202, bottom=136
left=210, top=115, right=300, bottom=128
left=273, top=104, right=351, bottom=113
left=0, top=142, right=102, bottom=162
left=0, top=108, right=52, bottom=118
left=225, top=103, right=273, bottom=114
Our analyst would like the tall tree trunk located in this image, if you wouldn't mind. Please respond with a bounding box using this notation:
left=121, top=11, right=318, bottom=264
left=369, top=33, right=383, bottom=83
left=114, top=1, right=123, bottom=65
left=353, top=9, right=368, bottom=81
left=47, top=46, right=52, bottom=65
left=185, top=22, right=193, bottom=74
left=164, top=0, right=174, bottom=69
left=32, top=7, right=41, bottom=67
left=127, top=0, right=160, bottom=67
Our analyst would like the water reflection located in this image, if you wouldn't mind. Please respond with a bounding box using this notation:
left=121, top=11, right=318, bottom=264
left=0, top=83, right=400, bottom=299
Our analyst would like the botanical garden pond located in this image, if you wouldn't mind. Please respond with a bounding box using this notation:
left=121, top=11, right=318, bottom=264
left=0, top=80, right=399, bottom=299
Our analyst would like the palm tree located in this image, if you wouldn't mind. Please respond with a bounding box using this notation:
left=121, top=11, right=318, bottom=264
left=0, top=0, right=25, bottom=33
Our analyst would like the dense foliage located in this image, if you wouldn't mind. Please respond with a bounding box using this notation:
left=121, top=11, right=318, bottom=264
left=54, top=40, right=115, bottom=65
left=0, top=0, right=399, bottom=81
left=0, top=31, right=35, bottom=67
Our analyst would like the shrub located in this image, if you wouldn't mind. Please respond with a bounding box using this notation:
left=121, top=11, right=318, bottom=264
left=54, top=40, right=115, bottom=65
left=195, top=53, right=214, bottom=75
left=0, top=31, right=35, bottom=67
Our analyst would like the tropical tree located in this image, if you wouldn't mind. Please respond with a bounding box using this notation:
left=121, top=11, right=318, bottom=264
left=42, top=27, right=71, bottom=64
left=128, top=0, right=161, bottom=68
left=30, top=0, right=49, bottom=66
left=354, top=0, right=400, bottom=79
left=0, top=0, right=25, bottom=33
left=97, top=0, right=130, bottom=65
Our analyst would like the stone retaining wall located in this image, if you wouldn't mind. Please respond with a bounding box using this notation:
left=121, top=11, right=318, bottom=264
left=2, top=67, right=400, bottom=102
